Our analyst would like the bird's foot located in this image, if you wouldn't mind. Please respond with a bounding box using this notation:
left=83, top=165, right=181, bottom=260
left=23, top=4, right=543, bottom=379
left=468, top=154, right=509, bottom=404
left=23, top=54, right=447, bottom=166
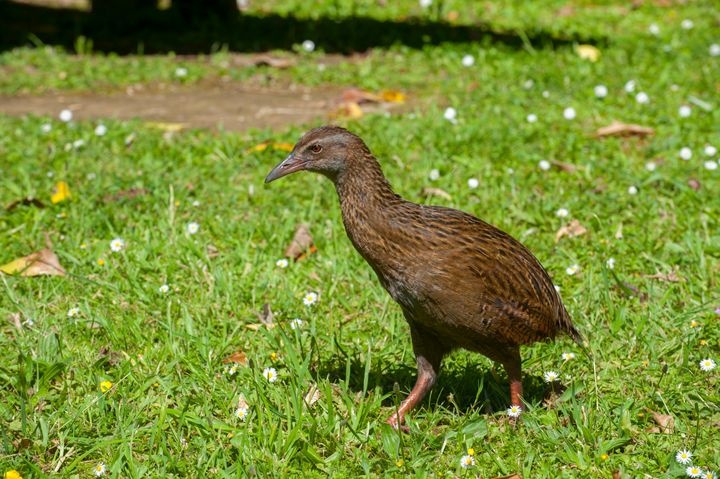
left=386, top=413, right=411, bottom=433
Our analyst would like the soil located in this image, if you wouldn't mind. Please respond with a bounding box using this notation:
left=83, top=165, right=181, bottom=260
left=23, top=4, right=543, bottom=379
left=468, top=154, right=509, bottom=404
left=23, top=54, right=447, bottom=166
left=0, top=80, right=354, bottom=131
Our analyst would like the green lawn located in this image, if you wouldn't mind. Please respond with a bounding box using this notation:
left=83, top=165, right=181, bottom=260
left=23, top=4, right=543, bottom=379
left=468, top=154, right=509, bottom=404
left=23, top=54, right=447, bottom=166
left=1, top=1, right=719, bottom=477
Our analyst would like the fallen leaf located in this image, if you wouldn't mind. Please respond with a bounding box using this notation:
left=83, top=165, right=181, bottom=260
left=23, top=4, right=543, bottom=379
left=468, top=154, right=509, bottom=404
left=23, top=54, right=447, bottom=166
left=256, top=303, right=274, bottom=326
left=421, top=187, right=452, bottom=201
left=576, top=44, right=601, bottom=62
left=643, top=270, right=682, bottom=282
left=687, top=178, right=701, bottom=191
left=341, top=88, right=381, bottom=104
left=1, top=247, right=66, bottom=277
left=596, top=121, right=655, bottom=138
left=145, top=121, right=185, bottom=132
left=380, top=90, right=406, bottom=103
left=50, top=181, right=71, bottom=204
left=612, top=470, right=622, bottom=479
left=6, top=197, right=45, bottom=211
left=647, top=409, right=674, bottom=433
left=330, top=101, right=363, bottom=119
left=237, top=393, right=249, bottom=409
left=492, top=475, right=522, bottom=479
left=207, top=244, right=220, bottom=258
left=102, top=188, right=149, bottom=203
left=555, top=219, right=588, bottom=242
left=222, top=350, right=248, bottom=366
left=285, top=224, right=315, bottom=261
left=8, top=313, right=22, bottom=330
left=550, top=160, right=579, bottom=172
left=304, top=383, right=321, bottom=407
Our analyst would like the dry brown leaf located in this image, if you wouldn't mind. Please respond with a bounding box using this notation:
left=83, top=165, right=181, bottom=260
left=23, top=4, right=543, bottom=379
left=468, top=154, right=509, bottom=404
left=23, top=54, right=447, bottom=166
left=207, top=244, right=220, bottom=259
left=612, top=471, right=622, bottom=479
left=1, top=247, right=66, bottom=277
left=422, top=187, right=452, bottom=201
left=550, top=160, right=579, bottom=172
left=102, top=188, right=149, bottom=203
left=222, top=350, right=248, bottom=366
left=341, top=88, right=381, bottom=104
left=237, top=393, right=249, bottom=409
left=643, top=270, right=682, bottom=282
left=648, top=409, right=674, bottom=433
left=596, top=121, right=655, bottom=138
left=6, top=197, right=45, bottom=211
left=555, top=219, right=588, bottom=242
left=285, top=224, right=315, bottom=261
left=257, top=303, right=274, bottom=326
left=304, top=383, right=321, bottom=407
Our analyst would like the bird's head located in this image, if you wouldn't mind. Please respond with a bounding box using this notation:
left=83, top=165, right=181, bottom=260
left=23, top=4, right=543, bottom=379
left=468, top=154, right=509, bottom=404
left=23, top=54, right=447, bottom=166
left=264, top=126, right=367, bottom=184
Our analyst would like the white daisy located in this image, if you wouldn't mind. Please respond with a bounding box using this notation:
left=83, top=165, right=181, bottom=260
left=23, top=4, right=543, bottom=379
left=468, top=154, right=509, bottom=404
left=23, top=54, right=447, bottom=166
left=628, top=185, right=638, bottom=195
left=94, top=462, right=106, bottom=477
left=429, top=168, right=440, bottom=180
left=594, top=85, right=608, bottom=98
left=703, top=471, right=717, bottom=479
left=467, top=178, right=479, bottom=189
left=699, top=358, right=716, bottom=371
left=302, top=40, right=315, bottom=52
left=705, top=161, right=718, bottom=171
left=67, top=307, right=80, bottom=318
left=461, top=54, right=475, bottom=67
left=192, top=200, right=201, bottom=207
left=688, top=466, right=703, bottom=478
left=562, top=352, right=576, bottom=361
left=635, top=92, right=649, bottom=104
left=543, top=371, right=559, bottom=383
left=563, top=107, right=576, bottom=120
left=523, top=79, right=534, bottom=89
left=41, top=123, right=52, bottom=133
left=187, top=222, right=200, bottom=234
left=303, top=292, right=318, bottom=306
left=680, top=147, right=693, bottom=160
left=72, top=139, right=85, bottom=149
left=175, top=67, right=188, bottom=77
left=94, top=124, right=107, bottom=136
left=704, top=145, right=717, bottom=157
left=234, top=406, right=249, bottom=421
left=276, top=259, right=289, bottom=268
left=539, top=160, right=551, bottom=171
left=460, top=454, right=475, bottom=468
left=542, top=90, right=550, bottom=98
left=263, top=367, right=278, bottom=382
left=676, top=450, right=693, bottom=464
left=290, top=318, right=303, bottom=330
left=645, top=162, right=656, bottom=171
left=158, top=284, right=170, bottom=294
left=443, top=107, right=457, bottom=123
left=648, top=23, right=660, bottom=35
left=681, top=19, right=694, bottom=30
left=556, top=208, right=569, bottom=218
left=606, top=258, right=616, bottom=269
left=711, top=44, right=720, bottom=57
left=624, top=80, right=636, bottom=93
left=566, top=264, right=579, bottom=275
left=526, top=113, right=538, bottom=123
left=507, top=405, right=522, bottom=418
left=59, top=109, right=73, bottom=122
left=110, top=238, right=125, bottom=252
left=679, top=105, right=692, bottom=118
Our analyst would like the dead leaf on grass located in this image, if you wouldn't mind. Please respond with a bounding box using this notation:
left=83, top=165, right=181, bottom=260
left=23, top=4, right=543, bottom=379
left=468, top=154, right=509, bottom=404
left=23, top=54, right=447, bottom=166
left=237, top=393, right=249, bottom=409
left=246, top=303, right=275, bottom=330
left=421, top=187, right=452, bottom=201
left=6, top=197, right=45, bottom=211
left=50, top=181, right=71, bottom=204
left=596, top=121, right=655, bottom=138
left=550, top=160, right=579, bottom=172
left=304, top=383, right=321, bottom=407
left=102, top=188, right=150, bottom=203
left=555, top=219, right=588, bottom=242
left=646, top=409, right=674, bottom=433
left=643, top=270, right=682, bottom=282
left=207, top=244, right=220, bottom=259
left=1, top=246, right=66, bottom=277
left=492, top=474, right=522, bottom=479
left=285, top=224, right=316, bottom=261
left=612, top=471, right=622, bottom=479
left=222, top=350, right=248, bottom=366
left=8, top=312, right=23, bottom=330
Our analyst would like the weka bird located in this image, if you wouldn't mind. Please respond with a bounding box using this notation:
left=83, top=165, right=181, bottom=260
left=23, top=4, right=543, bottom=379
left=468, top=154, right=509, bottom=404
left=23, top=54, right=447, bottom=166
left=265, top=126, right=580, bottom=428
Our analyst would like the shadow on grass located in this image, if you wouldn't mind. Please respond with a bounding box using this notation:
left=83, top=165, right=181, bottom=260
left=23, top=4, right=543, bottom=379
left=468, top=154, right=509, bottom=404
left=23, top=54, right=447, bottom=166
left=0, top=0, right=605, bottom=55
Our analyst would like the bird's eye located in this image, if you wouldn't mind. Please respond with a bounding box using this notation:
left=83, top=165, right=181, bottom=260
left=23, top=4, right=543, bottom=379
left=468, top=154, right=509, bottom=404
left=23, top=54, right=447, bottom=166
left=310, top=144, right=322, bottom=153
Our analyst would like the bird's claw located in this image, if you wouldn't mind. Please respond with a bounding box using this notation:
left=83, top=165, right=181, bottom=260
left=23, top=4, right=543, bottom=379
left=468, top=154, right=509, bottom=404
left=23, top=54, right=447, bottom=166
left=386, top=414, right=411, bottom=433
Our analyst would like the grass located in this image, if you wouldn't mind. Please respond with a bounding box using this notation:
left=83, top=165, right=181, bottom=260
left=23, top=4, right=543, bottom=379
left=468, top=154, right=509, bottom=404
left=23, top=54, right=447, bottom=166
left=1, top=1, right=719, bottom=477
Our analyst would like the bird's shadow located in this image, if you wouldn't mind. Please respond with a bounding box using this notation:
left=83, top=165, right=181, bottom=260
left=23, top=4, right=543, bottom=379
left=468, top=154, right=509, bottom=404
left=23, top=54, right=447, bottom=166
left=316, top=350, right=551, bottom=415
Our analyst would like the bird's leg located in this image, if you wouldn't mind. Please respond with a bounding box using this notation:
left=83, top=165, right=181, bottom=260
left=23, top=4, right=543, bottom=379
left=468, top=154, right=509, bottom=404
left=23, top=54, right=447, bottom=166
left=502, top=348, right=523, bottom=407
left=386, top=323, right=445, bottom=430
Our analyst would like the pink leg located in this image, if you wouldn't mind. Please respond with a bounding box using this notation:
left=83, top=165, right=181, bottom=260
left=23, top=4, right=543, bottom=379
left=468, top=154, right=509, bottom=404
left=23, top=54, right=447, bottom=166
left=503, top=348, right=523, bottom=407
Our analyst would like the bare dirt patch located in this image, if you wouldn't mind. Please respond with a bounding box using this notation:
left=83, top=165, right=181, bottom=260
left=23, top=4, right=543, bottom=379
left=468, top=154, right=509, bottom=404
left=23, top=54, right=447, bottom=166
left=0, top=81, right=360, bottom=131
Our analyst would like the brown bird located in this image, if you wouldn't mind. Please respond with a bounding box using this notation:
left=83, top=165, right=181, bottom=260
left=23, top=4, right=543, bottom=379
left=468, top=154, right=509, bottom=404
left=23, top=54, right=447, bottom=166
left=265, top=126, right=581, bottom=428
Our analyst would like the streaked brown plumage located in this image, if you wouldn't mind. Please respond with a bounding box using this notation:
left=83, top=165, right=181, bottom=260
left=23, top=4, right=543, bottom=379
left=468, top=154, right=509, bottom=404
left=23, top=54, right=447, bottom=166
left=265, top=126, right=581, bottom=428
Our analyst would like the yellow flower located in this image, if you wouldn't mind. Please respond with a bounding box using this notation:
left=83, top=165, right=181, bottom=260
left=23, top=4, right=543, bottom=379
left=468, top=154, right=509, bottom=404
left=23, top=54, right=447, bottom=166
left=97, top=258, right=105, bottom=266
left=270, top=352, right=277, bottom=361
left=600, top=453, right=609, bottom=461
left=467, top=448, right=475, bottom=456
left=100, top=380, right=113, bottom=393
left=699, top=339, right=707, bottom=346
left=690, top=320, right=699, bottom=328
left=395, top=459, right=404, bottom=467
left=4, top=471, right=22, bottom=479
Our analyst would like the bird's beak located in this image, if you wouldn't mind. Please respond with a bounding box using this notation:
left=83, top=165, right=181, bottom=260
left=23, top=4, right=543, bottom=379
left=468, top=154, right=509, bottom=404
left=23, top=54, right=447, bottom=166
left=264, top=153, right=306, bottom=183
